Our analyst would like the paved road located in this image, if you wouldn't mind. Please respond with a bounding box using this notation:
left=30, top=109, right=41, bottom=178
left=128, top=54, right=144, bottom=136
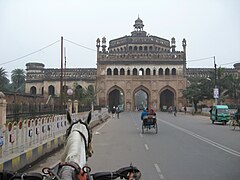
left=27, top=112, right=240, bottom=180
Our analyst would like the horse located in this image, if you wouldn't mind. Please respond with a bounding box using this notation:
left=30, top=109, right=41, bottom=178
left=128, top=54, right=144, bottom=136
left=56, top=110, right=93, bottom=180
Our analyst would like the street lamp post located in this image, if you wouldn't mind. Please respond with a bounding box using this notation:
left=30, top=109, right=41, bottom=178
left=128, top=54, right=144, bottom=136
left=67, top=88, right=74, bottom=113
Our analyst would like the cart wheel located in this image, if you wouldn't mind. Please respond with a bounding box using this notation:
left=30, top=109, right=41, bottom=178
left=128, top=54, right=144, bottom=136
left=142, top=123, right=144, bottom=134
left=223, top=121, right=227, bottom=125
left=212, top=120, right=215, bottom=124
left=155, top=123, right=158, bottom=134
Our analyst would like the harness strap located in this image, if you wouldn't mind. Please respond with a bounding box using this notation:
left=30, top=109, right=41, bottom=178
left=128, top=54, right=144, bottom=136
left=72, top=129, right=88, bottom=156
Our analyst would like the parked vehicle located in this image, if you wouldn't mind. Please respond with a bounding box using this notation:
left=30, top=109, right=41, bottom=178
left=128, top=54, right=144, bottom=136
left=210, top=105, right=230, bottom=125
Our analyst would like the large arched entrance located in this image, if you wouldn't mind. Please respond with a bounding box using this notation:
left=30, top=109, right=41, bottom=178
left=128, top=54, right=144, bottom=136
left=133, top=86, right=150, bottom=111
left=160, top=89, right=174, bottom=111
left=108, top=87, right=124, bottom=110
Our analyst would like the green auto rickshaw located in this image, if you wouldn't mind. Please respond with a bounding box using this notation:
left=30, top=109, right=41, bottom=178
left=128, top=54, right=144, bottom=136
left=210, top=105, right=230, bottom=125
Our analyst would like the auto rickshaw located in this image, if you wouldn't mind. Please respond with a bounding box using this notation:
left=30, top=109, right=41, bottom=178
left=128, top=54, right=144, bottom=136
left=210, top=105, right=230, bottom=125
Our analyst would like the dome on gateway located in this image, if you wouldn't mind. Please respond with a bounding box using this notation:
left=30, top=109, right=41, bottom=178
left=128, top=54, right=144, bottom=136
left=134, top=16, right=144, bottom=30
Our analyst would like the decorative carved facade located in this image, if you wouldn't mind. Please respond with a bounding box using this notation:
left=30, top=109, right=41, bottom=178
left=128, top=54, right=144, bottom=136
left=96, top=17, right=187, bottom=111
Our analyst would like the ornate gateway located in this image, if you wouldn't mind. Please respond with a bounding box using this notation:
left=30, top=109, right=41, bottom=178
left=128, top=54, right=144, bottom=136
left=96, top=17, right=187, bottom=111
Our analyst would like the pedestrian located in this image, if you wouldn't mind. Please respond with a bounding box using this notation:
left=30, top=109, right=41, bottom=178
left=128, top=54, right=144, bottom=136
left=184, top=106, right=187, bottom=114
left=112, top=106, right=116, bottom=118
left=174, top=106, right=177, bottom=116
left=116, top=106, right=120, bottom=119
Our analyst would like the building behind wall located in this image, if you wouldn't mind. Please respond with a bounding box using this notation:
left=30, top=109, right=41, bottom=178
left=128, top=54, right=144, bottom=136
left=25, top=62, right=96, bottom=105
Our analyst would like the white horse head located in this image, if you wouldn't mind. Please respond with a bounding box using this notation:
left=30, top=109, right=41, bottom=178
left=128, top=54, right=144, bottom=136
left=59, top=111, right=93, bottom=180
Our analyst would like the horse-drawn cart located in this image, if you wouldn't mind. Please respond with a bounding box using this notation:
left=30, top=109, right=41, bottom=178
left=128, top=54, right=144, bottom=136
left=142, top=115, right=158, bottom=134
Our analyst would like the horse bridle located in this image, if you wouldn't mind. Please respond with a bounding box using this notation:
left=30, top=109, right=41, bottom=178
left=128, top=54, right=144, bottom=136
left=65, top=119, right=93, bottom=158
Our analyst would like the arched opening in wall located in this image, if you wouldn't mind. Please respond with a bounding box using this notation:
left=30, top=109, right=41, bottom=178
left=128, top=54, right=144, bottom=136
left=48, top=85, right=55, bottom=96
left=127, top=69, right=130, bottom=75
left=172, top=68, right=176, bottom=75
left=41, top=87, right=44, bottom=95
left=134, top=46, right=138, bottom=51
left=134, top=90, right=149, bottom=111
left=120, top=68, right=125, bottom=75
left=129, top=46, right=132, bottom=51
left=160, top=89, right=174, bottom=111
left=139, top=46, right=143, bottom=51
left=133, top=68, right=138, bottom=75
left=149, top=46, right=153, bottom=51
left=153, top=69, right=156, bottom=75
left=75, top=85, right=83, bottom=100
left=144, top=46, right=148, bottom=51
left=165, top=68, right=170, bottom=75
left=108, top=88, right=124, bottom=111
left=139, top=68, right=144, bottom=76
left=30, top=86, right=36, bottom=95
left=107, top=68, right=112, bottom=75
left=158, top=68, right=163, bottom=75
left=146, top=68, right=151, bottom=75
left=113, top=68, right=118, bottom=75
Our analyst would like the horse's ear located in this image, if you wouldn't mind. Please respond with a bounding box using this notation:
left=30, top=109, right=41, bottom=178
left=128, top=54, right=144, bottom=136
left=86, top=111, right=92, bottom=125
left=67, top=111, right=72, bottom=124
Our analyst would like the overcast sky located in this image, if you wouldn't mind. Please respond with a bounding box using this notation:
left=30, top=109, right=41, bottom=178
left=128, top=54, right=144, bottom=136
left=0, top=0, right=240, bottom=78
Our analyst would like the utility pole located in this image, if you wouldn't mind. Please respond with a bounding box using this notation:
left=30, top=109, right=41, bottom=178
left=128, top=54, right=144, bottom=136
left=213, top=56, right=218, bottom=105
left=60, top=36, right=63, bottom=111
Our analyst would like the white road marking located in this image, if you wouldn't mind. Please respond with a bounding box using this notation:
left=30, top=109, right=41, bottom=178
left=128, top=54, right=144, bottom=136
left=161, top=119, right=240, bottom=158
left=159, top=174, right=165, bottom=179
left=154, top=163, right=165, bottom=179
left=154, top=163, right=161, bottom=173
left=144, top=144, right=149, bottom=150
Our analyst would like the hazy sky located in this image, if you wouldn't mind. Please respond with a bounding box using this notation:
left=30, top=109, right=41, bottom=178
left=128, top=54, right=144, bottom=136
left=0, top=0, right=240, bottom=78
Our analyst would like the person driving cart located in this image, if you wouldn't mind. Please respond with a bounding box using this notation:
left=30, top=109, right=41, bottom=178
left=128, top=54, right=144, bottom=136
left=141, top=108, right=148, bottom=120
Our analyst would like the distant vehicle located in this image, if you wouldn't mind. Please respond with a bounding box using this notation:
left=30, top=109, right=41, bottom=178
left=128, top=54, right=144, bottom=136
left=210, top=105, right=230, bottom=125
left=117, top=104, right=124, bottom=112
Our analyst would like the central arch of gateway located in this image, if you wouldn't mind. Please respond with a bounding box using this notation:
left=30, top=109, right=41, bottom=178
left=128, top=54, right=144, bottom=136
left=96, top=17, right=187, bottom=111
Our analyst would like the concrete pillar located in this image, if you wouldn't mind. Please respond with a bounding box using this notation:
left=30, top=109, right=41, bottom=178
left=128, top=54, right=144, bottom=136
left=0, top=92, right=7, bottom=128
left=74, top=100, right=78, bottom=113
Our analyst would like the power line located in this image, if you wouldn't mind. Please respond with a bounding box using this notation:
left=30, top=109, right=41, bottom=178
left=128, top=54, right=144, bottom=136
left=0, top=40, right=60, bottom=66
left=187, top=56, right=214, bottom=62
left=187, top=56, right=239, bottom=67
left=219, top=60, right=240, bottom=66
left=64, top=38, right=96, bottom=52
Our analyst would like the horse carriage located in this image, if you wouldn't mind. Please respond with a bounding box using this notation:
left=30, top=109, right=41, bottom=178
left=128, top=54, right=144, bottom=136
left=142, top=114, right=158, bottom=134
left=0, top=111, right=141, bottom=180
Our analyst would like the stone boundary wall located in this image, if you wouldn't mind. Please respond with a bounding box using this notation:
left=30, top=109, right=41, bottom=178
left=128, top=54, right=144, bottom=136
left=0, top=108, right=109, bottom=172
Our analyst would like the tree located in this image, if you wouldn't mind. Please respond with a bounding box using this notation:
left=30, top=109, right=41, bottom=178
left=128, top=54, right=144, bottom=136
left=182, top=77, right=214, bottom=112
left=11, top=68, right=26, bottom=92
left=222, top=74, right=240, bottom=105
left=0, top=67, right=10, bottom=91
